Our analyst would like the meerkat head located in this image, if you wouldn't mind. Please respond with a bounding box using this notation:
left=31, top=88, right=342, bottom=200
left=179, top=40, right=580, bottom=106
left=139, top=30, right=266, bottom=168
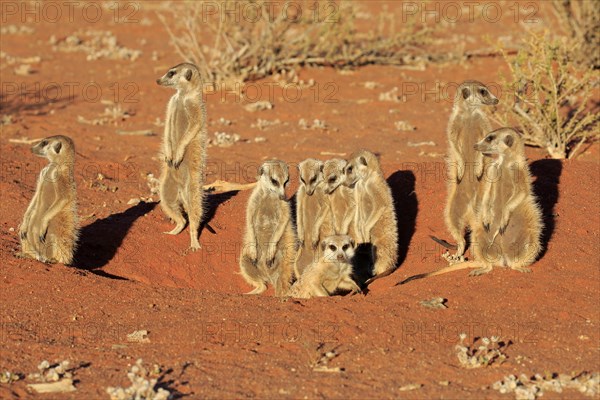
left=298, top=158, right=323, bottom=196
left=156, top=63, right=201, bottom=90
left=455, top=80, right=499, bottom=108
left=322, top=159, right=348, bottom=194
left=258, top=160, right=289, bottom=200
left=321, top=235, right=355, bottom=263
left=474, top=128, right=521, bottom=159
left=344, top=150, right=380, bottom=187
left=31, top=135, right=74, bottom=162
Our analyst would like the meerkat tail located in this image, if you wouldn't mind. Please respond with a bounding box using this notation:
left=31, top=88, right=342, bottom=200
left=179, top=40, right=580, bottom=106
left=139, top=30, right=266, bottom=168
left=203, top=180, right=257, bottom=193
left=396, top=261, right=482, bottom=285
left=429, top=235, right=458, bottom=250
left=364, top=267, right=397, bottom=286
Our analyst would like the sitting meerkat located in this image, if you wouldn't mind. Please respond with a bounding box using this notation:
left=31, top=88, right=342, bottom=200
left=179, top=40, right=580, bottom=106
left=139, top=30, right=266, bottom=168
left=399, top=128, right=543, bottom=284
left=322, top=158, right=356, bottom=237
left=239, top=160, right=297, bottom=295
left=288, top=235, right=361, bottom=299
left=295, top=158, right=327, bottom=277
left=18, top=136, right=79, bottom=265
left=156, top=62, right=208, bottom=251
left=444, top=81, right=499, bottom=259
left=344, top=150, right=398, bottom=279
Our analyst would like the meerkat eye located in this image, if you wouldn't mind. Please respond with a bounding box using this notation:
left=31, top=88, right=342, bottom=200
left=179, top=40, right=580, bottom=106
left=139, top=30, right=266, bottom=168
left=284, top=178, right=289, bottom=186
left=342, top=244, right=349, bottom=251
left=480, top=89, right=487, bottom=96
left=328, top=177, right=336, bottom=184
left=310, top=176, right=316, bottom=184
left=300, top=177, right=306, bottom=185
left=329, top=245, right=337, bottom=252
left=486, top=135, right=494, bottom=142
left=271, top=178, right=278, bottom=186
left=40, top=140, right=48, bottom=147
left=347, top=166, right=353, bottom=173
left=167, top=70, right=176, bottom=78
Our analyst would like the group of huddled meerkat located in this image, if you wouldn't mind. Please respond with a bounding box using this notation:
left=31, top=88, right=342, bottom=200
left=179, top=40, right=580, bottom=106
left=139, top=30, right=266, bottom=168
left=239, top=150, right=398, bottom=298
left=17, top=62, right=543, bottom=298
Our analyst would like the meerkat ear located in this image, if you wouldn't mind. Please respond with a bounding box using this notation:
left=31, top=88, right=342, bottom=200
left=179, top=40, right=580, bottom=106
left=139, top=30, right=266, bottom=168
left=359, top=156, right=367, bottom=166
left=349, top=238, right=355, bottom=248
left=185, top=69, right=193, bottom=81
left=462, top=87, right=470, bottom=99
left=319, top=164, right=324, bottom=173
left=504, top=134, right=514, bottom=148
left=320, top=241, right=327, bottom=251
left=53, top=141, right=62, bottom=154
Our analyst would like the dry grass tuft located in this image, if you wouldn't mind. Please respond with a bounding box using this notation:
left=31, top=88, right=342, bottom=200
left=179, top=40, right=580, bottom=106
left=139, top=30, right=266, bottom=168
left=493, top=27, right=599, bottom=159
left=158, top=1, right=434, bottom=86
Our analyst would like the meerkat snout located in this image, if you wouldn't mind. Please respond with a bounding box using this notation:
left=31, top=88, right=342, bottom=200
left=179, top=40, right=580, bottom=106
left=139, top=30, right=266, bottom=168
left=460, top=82, right=499, bottom=107
left=259, top=161, right=289, bottom=200
left=474, top=130, right=515, bottom=155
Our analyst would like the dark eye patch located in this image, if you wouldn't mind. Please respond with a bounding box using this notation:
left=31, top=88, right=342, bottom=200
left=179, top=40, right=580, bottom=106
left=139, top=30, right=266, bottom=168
left=486, top=135, right=495, bottom=142
left=329, top=245, right=337, bottom=252
left=40, top=140, right=48, bottom=147
left=300, top=177, right=306, bottom=185
left=167, top=70, right=176, bottom=78
left=309, top=176, right=316, bottom=184
left=328, top=177, right=336, bottom=184
left=271, top=178, right=278, bottom=186
left=342, top=244, right=349, bottom=251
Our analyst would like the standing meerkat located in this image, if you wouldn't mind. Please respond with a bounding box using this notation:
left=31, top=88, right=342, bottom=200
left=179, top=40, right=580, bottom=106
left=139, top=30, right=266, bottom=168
left=287, top=235, right=361, bottom=299
left=156, top=62, right=208, bottom=251
left=444, top=80, right=499, bottom=259
left=399, top=128, right=542, bottom=283
left=240, top=160, right=296, bottom=295
left=17, top=136, right=78, bottom=265
left=295, top=158, right=327, bottom=277
left=322, top=159, right=356, bottom=237
left=344, top=150, right=398, bottom=279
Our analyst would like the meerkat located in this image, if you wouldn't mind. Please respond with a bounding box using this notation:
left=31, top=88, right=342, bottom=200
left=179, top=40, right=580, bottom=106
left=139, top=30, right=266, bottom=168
left=398, top=128, right=542, bottom=284
left=295, top=158, right=327, bottom=277
left=240, top=160, right=297, bottom=295
left=344, top=150, right=398, bottom=279
left=444, top=80, right=499, bottom=259
left=322, top=159, right=356, bottom=237
left=287, top=235, right=361, bottom=299
left=17, top=136, right=78, bottom=265
left=156, top=63, right=208, bottom=251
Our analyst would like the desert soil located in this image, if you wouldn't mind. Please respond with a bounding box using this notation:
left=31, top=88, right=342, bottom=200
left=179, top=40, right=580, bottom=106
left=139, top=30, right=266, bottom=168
left=1, top=1, right=599, bottom=399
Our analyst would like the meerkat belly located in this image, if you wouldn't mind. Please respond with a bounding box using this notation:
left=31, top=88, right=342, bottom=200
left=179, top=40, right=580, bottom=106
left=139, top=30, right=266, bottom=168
left=254, top=208, right=279, bottom=252
left=170, top=106, right=189, bottom=143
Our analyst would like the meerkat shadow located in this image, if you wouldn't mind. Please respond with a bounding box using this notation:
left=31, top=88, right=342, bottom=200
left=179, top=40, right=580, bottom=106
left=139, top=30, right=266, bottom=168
left=387, top=170, right=418, bottom=269
left=200, top=190, right=241, bottom=235
left=529, top=159, right=562, bottom=259
left=72, top=201, right=157, bottom=275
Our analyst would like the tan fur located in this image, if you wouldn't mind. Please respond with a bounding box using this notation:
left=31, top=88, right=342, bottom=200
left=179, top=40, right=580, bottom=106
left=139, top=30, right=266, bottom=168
left=444, top=81, right=498, bottom=258
left=295, top=158, right=327, bottom=278
left=18, top=136, right=78, bottom=264
left=157, top=63, right=208, bottom=251
left=399, top=128, right=543, bottom=284
left=344, top=150, right=398, bottom=276
left=288, top=235, right=361, bottom=299
left=322, top=159, right=356, bottom=238
left=240, top=160, right=297, bottom=296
